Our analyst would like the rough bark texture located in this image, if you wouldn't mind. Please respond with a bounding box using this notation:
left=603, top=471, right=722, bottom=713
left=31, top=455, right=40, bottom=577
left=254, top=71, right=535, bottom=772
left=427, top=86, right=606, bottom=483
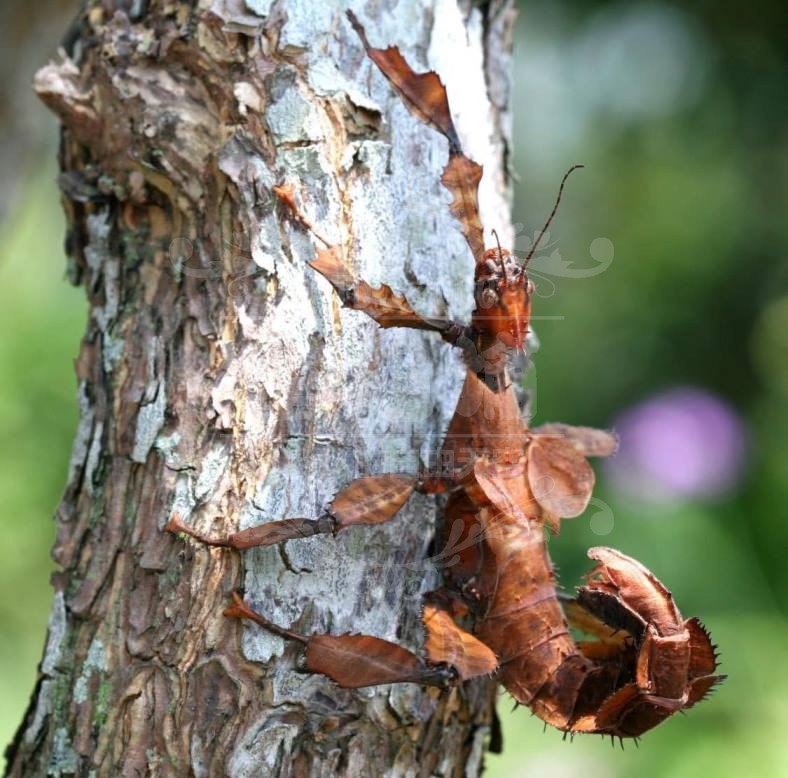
left=7, top=0, right=515, bottom=775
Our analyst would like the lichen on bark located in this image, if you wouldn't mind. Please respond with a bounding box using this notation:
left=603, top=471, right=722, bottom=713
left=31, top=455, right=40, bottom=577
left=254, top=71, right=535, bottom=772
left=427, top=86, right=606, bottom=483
left=6, top=1, right=516, bottom=775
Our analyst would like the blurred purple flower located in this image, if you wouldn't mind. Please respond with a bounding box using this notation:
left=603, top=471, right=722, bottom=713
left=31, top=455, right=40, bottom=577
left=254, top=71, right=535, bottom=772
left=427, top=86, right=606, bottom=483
left=608, top=386, right=748, bottom=502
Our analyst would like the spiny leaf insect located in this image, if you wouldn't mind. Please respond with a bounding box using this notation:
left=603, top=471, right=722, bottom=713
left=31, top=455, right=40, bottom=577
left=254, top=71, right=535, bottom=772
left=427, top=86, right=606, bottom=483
left=168, top=10, right=723, bottom=740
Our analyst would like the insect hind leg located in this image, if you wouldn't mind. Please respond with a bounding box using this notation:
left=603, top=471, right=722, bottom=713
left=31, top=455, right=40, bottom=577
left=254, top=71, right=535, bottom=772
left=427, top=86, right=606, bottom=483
left=224, top=592, right=457, bottom=689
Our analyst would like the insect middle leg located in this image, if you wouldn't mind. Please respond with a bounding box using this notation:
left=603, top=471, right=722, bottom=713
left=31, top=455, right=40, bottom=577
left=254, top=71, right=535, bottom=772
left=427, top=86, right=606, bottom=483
left=166, top=472, right=451, bottom=550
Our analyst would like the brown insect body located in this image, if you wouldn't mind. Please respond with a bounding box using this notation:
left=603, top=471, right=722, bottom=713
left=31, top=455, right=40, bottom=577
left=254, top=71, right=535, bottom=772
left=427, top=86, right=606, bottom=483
left=437, top=370, right=608, bottom=732
left=437, top=367, right=720, bottom=736
left=168, top=11, right=723, bottom=742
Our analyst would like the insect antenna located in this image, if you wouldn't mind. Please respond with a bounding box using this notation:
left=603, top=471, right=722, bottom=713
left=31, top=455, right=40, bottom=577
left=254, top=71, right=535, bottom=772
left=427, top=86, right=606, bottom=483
left=491, top=228, right=508, bottom=281
left=523, top=163, right=584, bottom=269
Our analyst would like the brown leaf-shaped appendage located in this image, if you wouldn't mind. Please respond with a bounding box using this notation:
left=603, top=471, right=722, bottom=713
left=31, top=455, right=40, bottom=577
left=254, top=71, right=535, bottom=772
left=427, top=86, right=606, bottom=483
left=685, top=617, right=717, bottom=676
left=472, top=456, right=560, bottom=533
left=423, top=605, right=497, bottom=681
left=584, top=547, right=682, bottom=633
left=568, top=548, right=724, bottom=737
left=347, top=11, right=486, bottom=266
left=526, top=435, right=595, bottom=519
left=684, top=617, right=726, bottom=707
left=225, top=593, right=454, bottom=689
left=472, top=458, right=531, bottom=525
left=350, top=279, right=436, bottom=330
left=434, top=490, right=487, bottom=585
left=347, top=10, right=460, bottom=150
left=328, top=474, right=416, bottom=529
left=310, top=247, right=450, bottom=332
left=309, top=246, right=355, bottom=291
left=532, top=423, right=619, bottom=458
left=305, top=635, right=426, bottom=687
left=441, top=152, right=485, bottom=265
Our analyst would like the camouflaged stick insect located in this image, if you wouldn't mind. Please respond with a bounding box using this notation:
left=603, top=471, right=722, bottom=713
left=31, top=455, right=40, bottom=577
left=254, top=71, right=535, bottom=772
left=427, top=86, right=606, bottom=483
left=167, top=10, right=724, bottom=739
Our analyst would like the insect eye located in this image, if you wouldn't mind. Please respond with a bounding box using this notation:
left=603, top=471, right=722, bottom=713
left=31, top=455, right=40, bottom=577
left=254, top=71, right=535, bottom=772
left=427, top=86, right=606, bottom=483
left=480, top=288, right=499, bottom=308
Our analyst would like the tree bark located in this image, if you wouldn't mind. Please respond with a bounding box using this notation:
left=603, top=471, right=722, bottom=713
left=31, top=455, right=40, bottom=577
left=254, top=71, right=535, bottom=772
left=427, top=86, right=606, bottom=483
left=7, top=1, right=515, bottom=775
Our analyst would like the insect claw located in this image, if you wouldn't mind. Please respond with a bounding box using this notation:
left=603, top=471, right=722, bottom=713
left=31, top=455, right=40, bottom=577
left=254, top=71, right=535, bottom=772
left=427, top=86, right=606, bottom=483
left=165, top=514, right=230, bottom=547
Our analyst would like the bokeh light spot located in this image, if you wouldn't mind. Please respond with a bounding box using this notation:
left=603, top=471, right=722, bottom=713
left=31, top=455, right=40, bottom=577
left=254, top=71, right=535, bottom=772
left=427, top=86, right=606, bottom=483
left=608, top=386, right=748, bottom=503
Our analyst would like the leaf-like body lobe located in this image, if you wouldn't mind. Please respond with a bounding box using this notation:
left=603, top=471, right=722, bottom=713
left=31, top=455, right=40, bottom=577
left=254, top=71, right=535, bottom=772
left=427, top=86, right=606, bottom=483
left=423, top=605, right=498, bottom=681
left=329, top=474, right=416, bottom=529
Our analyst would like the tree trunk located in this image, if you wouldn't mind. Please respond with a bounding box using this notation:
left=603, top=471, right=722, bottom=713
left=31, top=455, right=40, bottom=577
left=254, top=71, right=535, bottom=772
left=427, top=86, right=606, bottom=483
left=7, top=1, right=515, bottom=775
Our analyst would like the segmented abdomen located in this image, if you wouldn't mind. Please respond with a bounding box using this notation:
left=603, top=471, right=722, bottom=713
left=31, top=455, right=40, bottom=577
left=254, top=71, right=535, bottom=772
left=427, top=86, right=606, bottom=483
left=473, top=510, right=594, bottom=730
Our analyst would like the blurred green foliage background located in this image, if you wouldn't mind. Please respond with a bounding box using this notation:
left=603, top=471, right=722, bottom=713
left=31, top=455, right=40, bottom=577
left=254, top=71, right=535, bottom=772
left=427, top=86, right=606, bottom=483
left=1, top=1, right=785, bottom=775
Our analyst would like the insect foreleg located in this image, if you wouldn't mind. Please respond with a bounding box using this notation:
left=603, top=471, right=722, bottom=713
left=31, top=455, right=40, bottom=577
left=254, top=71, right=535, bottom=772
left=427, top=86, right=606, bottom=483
left=273, top=184, right=474, bottom=346
left=309, top=246, right=474, bottom=345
